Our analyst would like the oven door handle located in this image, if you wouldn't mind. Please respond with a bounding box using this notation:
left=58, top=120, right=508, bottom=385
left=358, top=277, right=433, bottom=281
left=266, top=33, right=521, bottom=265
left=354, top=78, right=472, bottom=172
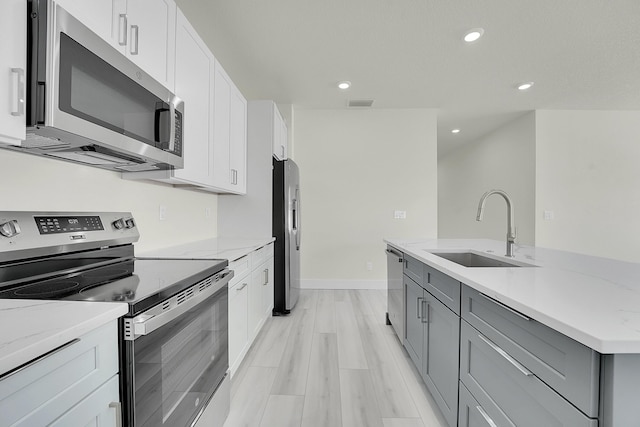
left=131, top=269, right=233, bottom=338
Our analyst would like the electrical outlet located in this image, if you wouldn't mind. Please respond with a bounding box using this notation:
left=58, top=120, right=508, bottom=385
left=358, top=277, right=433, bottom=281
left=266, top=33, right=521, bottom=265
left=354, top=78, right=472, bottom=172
left=205, top=207, right=212, bottom=218
left=159, top=205, right=167, bottom=221
left=543, top=210, right=554, bottom=220
left=394, top=210, right=407, bottom=219
left=366, top=261, right=373, bottom=271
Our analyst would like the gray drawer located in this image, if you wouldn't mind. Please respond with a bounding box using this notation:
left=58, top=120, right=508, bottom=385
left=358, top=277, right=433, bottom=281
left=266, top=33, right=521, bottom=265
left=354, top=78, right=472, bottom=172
left=403, top=254, right=424, bottom=284
left=458, top=381, right=513, bottom=427
left=460, top=321, right=597, bottom=427
left=425, top=264, right=460, bottom=314
left=461, top=285, right=600, bottom=417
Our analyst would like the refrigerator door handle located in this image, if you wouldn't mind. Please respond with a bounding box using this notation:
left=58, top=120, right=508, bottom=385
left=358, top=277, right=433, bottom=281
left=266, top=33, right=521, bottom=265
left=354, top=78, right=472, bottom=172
left=293, top=188, right=301, bottom=250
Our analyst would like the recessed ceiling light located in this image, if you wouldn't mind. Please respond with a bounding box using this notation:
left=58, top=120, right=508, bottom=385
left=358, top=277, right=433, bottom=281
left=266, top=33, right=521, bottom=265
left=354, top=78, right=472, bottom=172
left=517, top=82, right=534, bottom=91
left=451, top=129, right=461, bottom=134
left=463, top=28, right=484, bottom=43
left=338, top=81, right=351, bottom=90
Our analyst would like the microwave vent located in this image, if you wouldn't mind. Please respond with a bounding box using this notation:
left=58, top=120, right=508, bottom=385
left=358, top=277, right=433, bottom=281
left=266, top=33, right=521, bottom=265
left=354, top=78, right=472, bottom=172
left=24, top=133, right=70, bottom=149
left=348, top=99, right=374, bottom=108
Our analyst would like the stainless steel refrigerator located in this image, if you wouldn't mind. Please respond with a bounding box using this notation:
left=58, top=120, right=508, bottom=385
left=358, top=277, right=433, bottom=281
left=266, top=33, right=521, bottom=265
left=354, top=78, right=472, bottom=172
left=272, top=158, right=300, bottom=315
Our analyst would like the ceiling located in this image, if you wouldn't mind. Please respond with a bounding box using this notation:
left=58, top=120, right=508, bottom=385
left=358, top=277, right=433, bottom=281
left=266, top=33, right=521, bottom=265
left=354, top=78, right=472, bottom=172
left=178, top=0, right=640, bottom=157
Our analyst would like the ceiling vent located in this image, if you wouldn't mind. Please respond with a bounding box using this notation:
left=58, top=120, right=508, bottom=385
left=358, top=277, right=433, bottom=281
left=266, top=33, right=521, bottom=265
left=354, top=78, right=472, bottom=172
left=348, top=99, right=374, bottom=108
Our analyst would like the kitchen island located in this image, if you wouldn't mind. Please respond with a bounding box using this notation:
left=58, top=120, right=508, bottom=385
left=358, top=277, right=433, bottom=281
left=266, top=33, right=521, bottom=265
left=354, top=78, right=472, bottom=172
left=385, top=238, right=640, bottom=427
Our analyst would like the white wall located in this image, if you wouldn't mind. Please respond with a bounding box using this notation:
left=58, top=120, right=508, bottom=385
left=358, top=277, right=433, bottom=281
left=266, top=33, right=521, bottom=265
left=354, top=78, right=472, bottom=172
left=535, top=110, right=640, bottom=263
left=438, top=112, right=536, bottom=246
left=293, top=108, right=438, bottom=288
left=0, top=150, right=217, bottom=252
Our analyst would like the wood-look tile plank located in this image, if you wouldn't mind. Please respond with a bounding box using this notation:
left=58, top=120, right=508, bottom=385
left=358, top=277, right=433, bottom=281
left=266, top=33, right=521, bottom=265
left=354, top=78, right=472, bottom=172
left=224, top=367, right=278, bottom=427
left=335, top=300, right=368, bottom=369
left=382, top=418, right=427, bottom=427
left=270, top=292, right=317, bottom=395
left=301, top=333, right=342, bottom=427
left=247, top=316, right=294, bottom=368
left=259, top=395, right=305, bottom=427
left=314, top=290, right=336, bottom=333
left=356, top=314, right=420, bottom=418
left=339, top=369, right=384, bottom=427
left=381, top=331, right=448, bottom=427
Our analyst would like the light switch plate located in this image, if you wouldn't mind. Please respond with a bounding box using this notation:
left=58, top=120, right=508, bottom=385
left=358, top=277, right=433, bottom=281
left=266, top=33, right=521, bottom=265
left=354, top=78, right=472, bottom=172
left=394, top=210, right=407, bottom=219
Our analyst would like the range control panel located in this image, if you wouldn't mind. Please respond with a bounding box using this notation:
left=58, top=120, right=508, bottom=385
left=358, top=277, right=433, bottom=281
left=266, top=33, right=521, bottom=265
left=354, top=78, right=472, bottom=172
left=0, top=211, right=140, bottom=263
left=35, top=215, right=104, bottom=234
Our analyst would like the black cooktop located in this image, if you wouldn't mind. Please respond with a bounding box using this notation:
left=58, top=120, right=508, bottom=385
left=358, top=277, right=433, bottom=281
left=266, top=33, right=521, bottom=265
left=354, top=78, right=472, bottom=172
left=0, top=256, right=227, bottom=316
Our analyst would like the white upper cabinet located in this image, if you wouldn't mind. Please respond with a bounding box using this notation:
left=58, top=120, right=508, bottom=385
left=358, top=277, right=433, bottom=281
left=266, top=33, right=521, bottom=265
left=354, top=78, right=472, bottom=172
left=0, top=0, right=26, bottom=145
left=171, top=9, right=214, bottom=187
left=55, top=0, right=176, bottom=90
left=211, top=59, right=247, bottom=194
left=273, top=105, right=288, bottom=160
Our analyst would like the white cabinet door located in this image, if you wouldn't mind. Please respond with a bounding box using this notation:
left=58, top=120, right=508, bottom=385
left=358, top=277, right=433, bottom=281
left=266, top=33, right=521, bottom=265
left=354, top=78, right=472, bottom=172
left=249, top=262, right=266, bottom=339
left=0, top=0, right=26, bottom=145
left=229, top=275, right=249, bottom=374
left=172, top=9, right=213, bottom=186
left=49, top=375, right=120, bottom=427
left=212, top=60, right=232, bottom=191
left=261, top=257, right=274, bottom=317
left=123, top=0, right=176, bottom=89
left=229, top=86, right=247, bottom=193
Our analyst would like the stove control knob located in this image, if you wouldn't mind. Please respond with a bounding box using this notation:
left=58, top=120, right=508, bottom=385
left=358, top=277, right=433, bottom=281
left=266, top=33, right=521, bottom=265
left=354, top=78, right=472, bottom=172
left=0, top=220, right=21, bottom=238
left=124, top=218, right=136, bottom=229
left=112, top=219, right=125, bottom=230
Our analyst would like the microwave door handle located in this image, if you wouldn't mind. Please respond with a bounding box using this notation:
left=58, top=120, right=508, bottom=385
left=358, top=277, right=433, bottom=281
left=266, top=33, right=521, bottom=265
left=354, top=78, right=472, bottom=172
left=168, top=100, right=176, bottom=152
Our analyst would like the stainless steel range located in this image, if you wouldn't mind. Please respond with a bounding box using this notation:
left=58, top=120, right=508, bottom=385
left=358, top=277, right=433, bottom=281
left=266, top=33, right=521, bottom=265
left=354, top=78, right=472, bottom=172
left=0, top=211, right=232, bottom=427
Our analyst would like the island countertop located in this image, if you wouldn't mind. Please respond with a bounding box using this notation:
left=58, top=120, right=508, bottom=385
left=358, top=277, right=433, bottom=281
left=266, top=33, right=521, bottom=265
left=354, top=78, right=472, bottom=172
left=384, top=238, right=640, bottom=354
left=0, top=300, right=128, bottom=377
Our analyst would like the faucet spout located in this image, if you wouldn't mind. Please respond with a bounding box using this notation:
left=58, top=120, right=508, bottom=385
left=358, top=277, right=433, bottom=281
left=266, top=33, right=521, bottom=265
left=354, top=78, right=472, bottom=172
left=476, top=189, right=517, bottom=257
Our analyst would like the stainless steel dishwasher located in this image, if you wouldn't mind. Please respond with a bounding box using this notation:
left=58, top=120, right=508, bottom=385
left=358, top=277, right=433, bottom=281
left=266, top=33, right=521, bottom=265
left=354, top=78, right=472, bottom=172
left=386, top=245, right=404, bottom=341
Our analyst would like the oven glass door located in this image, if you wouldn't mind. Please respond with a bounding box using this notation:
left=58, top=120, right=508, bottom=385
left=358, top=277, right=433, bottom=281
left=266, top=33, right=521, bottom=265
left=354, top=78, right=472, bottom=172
left=58, top=33, right=173, bottom=150
left=127, top=285, right=228, bottom=427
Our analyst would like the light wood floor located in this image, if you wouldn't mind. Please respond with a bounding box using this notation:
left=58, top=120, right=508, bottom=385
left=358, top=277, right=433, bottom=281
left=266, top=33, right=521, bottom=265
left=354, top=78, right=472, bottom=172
left=223, top=289, right=448, bottom=427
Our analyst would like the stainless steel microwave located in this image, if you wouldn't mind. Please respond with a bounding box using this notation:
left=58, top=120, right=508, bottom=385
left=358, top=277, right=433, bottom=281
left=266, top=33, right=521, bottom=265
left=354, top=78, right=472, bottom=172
left=22, top=0, right=183, bottom=172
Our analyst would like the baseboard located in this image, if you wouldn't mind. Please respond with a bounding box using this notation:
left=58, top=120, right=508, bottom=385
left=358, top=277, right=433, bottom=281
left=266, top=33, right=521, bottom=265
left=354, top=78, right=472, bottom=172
left=300, top=279, right=386, bottom=290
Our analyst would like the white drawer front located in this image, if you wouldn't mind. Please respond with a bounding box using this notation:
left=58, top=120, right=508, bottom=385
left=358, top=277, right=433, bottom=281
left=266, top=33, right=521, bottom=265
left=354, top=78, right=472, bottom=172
left=0, top=321, right=119, bottom=427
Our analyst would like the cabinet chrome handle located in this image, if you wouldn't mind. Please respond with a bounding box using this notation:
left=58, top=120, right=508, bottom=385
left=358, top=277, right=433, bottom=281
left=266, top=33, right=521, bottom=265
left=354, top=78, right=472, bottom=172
left=130, top=25, right=139, bottom=55
left=281, top=145, right=285, bottom=157
left=478, top=333, right=533, bottom=377
left=109, top=402, right=123, bottom=427
left=263, top=269, right=269, bottom=285
left=230, top=168, right=238, bottom=185
left=237, top=282, right=248, bottom=291
left=416, top=296, right=423, bottom=319
left=478, top=292, right=532, bottom=321
left=10, top=68, right=25, bottom=117
left=475, top=405, right=498, bottom=427
left=118, top=14, right=128, bottom=46
left=0, top=338, right=80, bottom=380
left=421, top=300, right=428, bottom=324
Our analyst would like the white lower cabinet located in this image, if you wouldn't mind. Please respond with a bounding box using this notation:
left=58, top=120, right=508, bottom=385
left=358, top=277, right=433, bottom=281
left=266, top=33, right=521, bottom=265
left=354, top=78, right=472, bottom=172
left=0, top=321, right=121, bottom=426
left=228, top=243, right=274, bottom=376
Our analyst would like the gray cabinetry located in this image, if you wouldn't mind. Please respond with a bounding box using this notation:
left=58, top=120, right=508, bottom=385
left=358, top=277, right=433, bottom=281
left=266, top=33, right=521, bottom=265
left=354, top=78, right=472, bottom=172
left=462, top=285, right=600, bottom=417
left=459, top=321, right=597, bottom=427
left=403, top=261, right=460, bottom=427
left=404, top=275, right=424, bottom=369
left=386, top=245, right=404, bottom=341
left=458, top=382, right=505, bottom=427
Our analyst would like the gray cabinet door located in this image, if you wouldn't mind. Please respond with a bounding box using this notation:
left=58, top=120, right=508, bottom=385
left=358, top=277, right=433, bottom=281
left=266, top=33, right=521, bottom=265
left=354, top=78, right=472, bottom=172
left=404, top=275, right=424, bottom=370
left=403, top=254, right=425, bottom=284
left=422, top=294, right=460, bottom=427
left=459, top=321, right=597, bottom=427
left=424, top=265, right=461, bottom=314
left=461, top=285, right=600, bottom=417
left=459, top=381, right=513, bottom=427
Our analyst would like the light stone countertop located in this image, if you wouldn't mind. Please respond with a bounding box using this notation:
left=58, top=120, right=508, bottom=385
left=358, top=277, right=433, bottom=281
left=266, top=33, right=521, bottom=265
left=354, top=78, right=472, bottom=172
left=0, top=300, right=128, bottom=377
left=137, top=237, right=275, bottom=262
left=384, top=238, right=640, bottom=354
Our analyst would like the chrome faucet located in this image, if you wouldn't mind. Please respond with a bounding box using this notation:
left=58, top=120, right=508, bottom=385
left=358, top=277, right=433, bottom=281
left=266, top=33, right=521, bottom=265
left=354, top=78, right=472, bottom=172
left=476, top=189, right=517, bottom=257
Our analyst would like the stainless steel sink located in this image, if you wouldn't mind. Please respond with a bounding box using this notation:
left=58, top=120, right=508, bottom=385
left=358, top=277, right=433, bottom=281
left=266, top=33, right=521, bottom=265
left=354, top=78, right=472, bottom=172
left=430, top=252, right=533, bottom=268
